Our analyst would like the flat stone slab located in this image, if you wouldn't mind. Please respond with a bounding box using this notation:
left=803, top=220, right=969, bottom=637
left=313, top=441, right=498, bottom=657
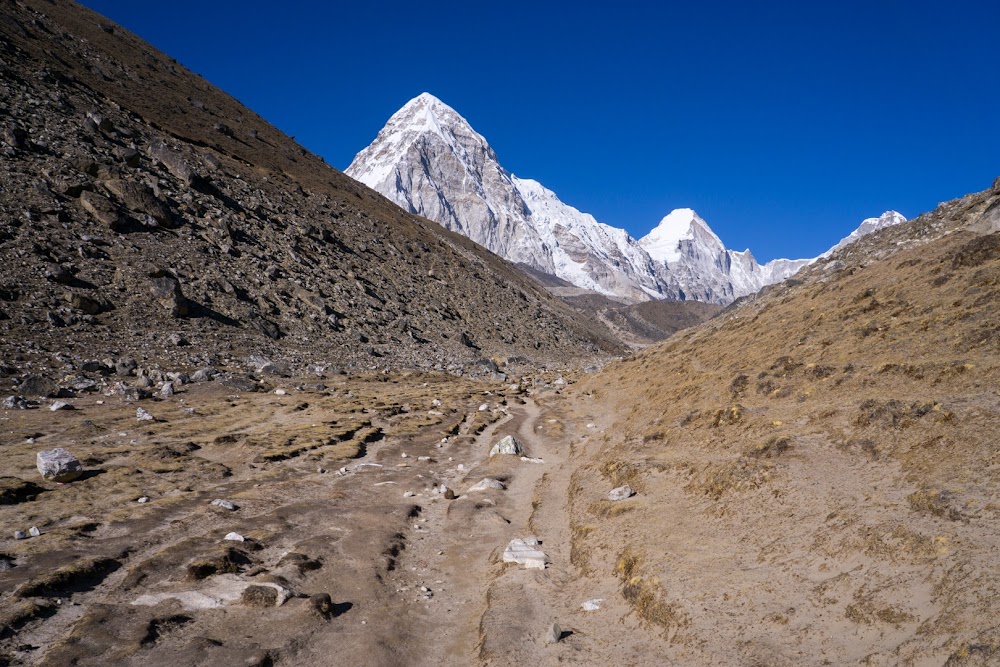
left=468, top=478, right=506, bottom=492
left=502, top=537, right=546, bottom=569
left=132, top=574, right=290, bottom=610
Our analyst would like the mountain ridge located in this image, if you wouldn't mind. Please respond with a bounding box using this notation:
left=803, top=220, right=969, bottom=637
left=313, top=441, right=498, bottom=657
left=347, top=93, right=906, bottom=304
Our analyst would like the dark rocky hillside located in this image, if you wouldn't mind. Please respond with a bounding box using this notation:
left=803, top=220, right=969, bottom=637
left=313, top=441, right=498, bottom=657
left=0, top=0, right=623, bottom=392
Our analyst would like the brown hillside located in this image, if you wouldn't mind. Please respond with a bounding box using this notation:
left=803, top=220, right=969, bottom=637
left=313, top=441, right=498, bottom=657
left=565, top=179, right=1000, bottom=664
left=0, top=0, right=623, bottom=385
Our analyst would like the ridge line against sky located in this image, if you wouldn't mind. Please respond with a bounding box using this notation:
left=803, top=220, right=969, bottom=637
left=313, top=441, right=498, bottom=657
left=79, top=0, right=1000, bottom=263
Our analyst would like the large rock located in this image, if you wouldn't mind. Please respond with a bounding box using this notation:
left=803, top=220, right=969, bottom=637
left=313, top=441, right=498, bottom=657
left=502, top=537, right=546, bottom=569
left=36, top=448, right=83, bottom=482
left=80, top=190, right=124, bottom=231
left=609, top=485, right=635, bottom=501
left=103, top=178, right=173, bottom=227
left=18, top=375, right=56, bottom=397
left=489, top=435, right=523, bottom=457
left=148, top=140, right=197, bottom=185
left=149, top=270, right=189, bottom=317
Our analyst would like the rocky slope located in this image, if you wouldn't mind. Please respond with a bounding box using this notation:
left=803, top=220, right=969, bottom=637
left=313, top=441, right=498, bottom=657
left=347, top=93, right=906, bottom=305
left=563, top=178, right=1000, bottom=664
left=0, top=0, right=625, bottom=392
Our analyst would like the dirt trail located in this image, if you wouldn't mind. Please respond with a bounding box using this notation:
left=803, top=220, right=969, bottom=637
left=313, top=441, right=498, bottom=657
left=2, top=376, right=670, bottom=666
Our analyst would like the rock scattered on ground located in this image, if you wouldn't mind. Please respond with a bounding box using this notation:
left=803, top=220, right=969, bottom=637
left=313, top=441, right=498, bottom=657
left=468, top=478, right=506, bottom=492
left=608, top=484, right=635, bottom=501
left=502, top=537, right=546, bottom=569
left=3, top=396, right=31, bottom=410
left=490, top=435, right=523, bottom=457
left=36, top=447, right=83, bottom=482
left=211, top=499, right=237, bottom=511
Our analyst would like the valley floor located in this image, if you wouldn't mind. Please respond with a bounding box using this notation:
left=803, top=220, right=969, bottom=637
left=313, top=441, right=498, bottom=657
left=0, top=371, right=670, bottom=666
left=1, top=366, right=997, bottom=666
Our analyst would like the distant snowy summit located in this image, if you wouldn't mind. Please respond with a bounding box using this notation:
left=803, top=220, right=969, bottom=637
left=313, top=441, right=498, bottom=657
left=347, top=93, right=905, bottom=304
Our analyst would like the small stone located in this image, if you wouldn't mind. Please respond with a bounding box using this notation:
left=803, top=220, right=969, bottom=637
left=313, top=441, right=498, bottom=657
left=49, top=400, right=74, bottom=411
left=137, top=496, right=149, bottom=503
left=136, top=407, right=155, bottom=421
left=489, top=435, right=523, bottom=457
left=167, top=333, right=189, bottom=346
left=159, top=382, right=174, bottom=398
left=211, top=499, right=237, bottom=511
left=581, top=598, right=604, bottom=611
left=400, top=452, right=408, bottom=459
left=478, top=403, right=489, bottom=411
left=28, top=526, right=41, bottom=537
left=546, top=622, right=562, bottom=644
left=3, top=395, right=30, bottom=410
left=37, top=448, right=83, bottom=482
left=520, top=456, right=544, bottom=464
left=609, top=485, right=635, bottom=502
left=443, top=488, right=456, bottom=500
left=224, top=532, right=245, bottom=542
left=309, top=593, right=333, bottom=617
left=274, top=388, right=287, bottom=395
left=190, top=368, right=216, bottom=382
left=13, top=530, right=26, bottom=540
left=403, top=491, right=416, bottom=498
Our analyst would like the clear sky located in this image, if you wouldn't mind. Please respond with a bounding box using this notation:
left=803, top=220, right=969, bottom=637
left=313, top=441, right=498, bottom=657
left=81, top=1, right=999, bottom=262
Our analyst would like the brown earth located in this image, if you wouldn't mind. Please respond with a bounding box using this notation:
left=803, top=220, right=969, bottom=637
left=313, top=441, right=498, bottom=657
left=565, top=180, right=1000, bottom=665
left=0, top=0, right=623, bottom=383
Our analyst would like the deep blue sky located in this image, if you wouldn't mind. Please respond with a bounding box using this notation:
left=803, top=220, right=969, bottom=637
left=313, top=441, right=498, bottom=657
left=81, top=1, right=999, bottom=261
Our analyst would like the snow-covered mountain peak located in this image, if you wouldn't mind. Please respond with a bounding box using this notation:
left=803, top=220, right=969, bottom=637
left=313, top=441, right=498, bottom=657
left=346, top=93, right=905, bottom=305
left=639, top=208, right=723, bottom=264
left=390, top=93, right=485, bottom=147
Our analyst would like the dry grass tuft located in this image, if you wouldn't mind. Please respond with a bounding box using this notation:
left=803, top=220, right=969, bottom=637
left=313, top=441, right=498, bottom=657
left=615, top=548, right=688, bottom=634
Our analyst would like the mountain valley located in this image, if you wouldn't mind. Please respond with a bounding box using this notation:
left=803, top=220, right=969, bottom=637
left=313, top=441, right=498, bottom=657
left=0, top=2, right=998, bottom=666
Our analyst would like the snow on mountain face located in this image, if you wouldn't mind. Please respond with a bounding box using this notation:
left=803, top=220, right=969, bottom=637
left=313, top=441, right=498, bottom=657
left=347, top=93, right=673, bottom=302
left=347, top=93, right=905, bottom=305
left=823, top=211, right=908, bottom=257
